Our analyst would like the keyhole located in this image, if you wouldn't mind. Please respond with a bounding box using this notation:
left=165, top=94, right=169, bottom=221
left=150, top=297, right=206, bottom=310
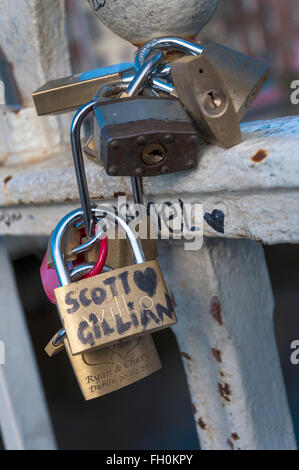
left=202, top=88, right=228, bottom=117
left=207, top=91, right=223, bottom=109
left=141, top=143, right=166, bottom=166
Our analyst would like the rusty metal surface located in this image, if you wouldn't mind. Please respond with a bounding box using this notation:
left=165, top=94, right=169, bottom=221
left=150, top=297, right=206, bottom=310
left=0, top=116, right=297, bottom=244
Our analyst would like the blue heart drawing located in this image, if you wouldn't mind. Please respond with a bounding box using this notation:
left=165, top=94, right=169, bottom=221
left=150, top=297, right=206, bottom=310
left=134, top=267, right=158, bottom=298
left=204, top=209, right=224, bottom=234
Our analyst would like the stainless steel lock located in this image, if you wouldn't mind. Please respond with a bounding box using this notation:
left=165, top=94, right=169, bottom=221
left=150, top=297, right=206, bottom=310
left=52, top=207, right=177, bottom=356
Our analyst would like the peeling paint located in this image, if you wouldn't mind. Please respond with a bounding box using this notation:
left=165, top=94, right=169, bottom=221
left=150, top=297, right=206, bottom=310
left=210, top=297, right=223, bottom=325
left=198, top=417, right=207, bottom=430
left=227, top=438, right=234, bottom=450
left=211, top=348, right=222, bottom=363
left=3, top=175, right=13, bottom=186
left=218, top=382, right=231, bottom=402
left=181, top=351, right=192, bottom=361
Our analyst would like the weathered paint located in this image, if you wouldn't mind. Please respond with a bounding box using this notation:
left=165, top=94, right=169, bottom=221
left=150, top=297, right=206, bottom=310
left=158, top=238, right=297, bottom=450
left=86, top=0, right=221, bottom=45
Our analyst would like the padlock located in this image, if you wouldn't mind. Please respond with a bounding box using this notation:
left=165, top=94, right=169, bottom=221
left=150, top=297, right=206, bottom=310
left=32, top=63, right=135, bottom=115
left=93, top=95, right=200, bottom=177
left=202, top=40, right=271, bottom=121
left=135, top=37, right=270, bottom=121
left=52, top=207, right=177, bottom=356
left=171, top=52, right=241, bottom=148
left=45, top=268, right=161, bottom=400
left=64, top=333, right=161, bottom=400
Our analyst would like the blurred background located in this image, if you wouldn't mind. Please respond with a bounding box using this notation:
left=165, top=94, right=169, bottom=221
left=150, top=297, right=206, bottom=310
left=0, top=0, right=299, bottom=450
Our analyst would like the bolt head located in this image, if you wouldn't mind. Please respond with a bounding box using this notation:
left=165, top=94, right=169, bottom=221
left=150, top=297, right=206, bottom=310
left=110, top=140, right=120, bottom=150
left=164, top=134, right=174, bottom=143
left=108, top=165, right=119, bottom=175
left=137, top=135, right=146, bottom=145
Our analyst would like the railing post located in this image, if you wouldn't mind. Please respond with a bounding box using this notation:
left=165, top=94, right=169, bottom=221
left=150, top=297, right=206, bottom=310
left=0, top=0, right=71, bottom=165
left=158, top=237, right=297, bottom=450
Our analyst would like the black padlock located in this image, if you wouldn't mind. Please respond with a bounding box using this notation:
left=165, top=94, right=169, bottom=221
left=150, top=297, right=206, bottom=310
left=92, top=96, right=200, bottom=177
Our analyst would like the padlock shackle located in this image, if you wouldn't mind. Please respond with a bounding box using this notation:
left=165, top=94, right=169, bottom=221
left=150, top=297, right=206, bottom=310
left=70, top=100, right=99, bottom=237
left=135, top=36, right=204, bottom=76
left=51, top=207, right=146, bottom=287
left=51, top=264, right=113, bottom=348
left=126, top=50, right=163, bottom=97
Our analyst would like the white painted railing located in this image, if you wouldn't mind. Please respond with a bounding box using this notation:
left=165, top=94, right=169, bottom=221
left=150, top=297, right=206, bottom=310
left=0, top=0, right=297, bottom=450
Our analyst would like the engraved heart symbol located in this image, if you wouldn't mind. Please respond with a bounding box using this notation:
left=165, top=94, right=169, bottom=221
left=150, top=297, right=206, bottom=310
left=134, top=267, right=157, bottom=298
left=82, top=339, right=140, bottom=366
left=204, top=209, right=224, bottom=234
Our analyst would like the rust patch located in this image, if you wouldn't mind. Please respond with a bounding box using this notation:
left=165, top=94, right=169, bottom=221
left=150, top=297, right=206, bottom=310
left=192, top=403, right=197, bottom=415
left=197, top=418, right=206, bottom=430
left=210, top=297, right=223, bottom=325
left=227, top=439, right=234, bottom=450
left=211, top=348, right=222, bottom=363
left=179, top=281, right=187, bottom=289
left=3, top=175, right=13, bottom=186
left=181, top=352, right=192, bottom=361
left=231, top=433, right=240, bottom=441
left=113, top=191, right=126, bottom=198
left=218, top=382, right=231, bottom=402
left=250, top=149, right=268, bottom=163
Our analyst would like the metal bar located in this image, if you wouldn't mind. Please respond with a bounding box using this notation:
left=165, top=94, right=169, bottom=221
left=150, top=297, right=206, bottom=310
left=158, top=237, right=297, bottom=450
left=0, top=238, right=56, bottom=450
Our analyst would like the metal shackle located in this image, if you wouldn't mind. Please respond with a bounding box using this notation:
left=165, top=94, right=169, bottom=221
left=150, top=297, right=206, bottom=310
left=51, top=207, right=146, bottom=287
left=51, top=263, right=112, bottom=348
left=135, top=36, right=205, bottom=76
left=126, top=49, right=163, bottom=97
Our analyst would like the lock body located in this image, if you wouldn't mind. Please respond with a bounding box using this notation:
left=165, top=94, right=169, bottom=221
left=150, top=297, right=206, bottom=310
left=64, top=334, right=161, bottom=400
left=93, top=96, right=200, bottom=177
left=171, top=53, right=241, bottom=148
left=32, top=63, right=134, bottom=115
left=202, top=41, right=271, bottom=120
left=55, top=259, right=176, bottom=355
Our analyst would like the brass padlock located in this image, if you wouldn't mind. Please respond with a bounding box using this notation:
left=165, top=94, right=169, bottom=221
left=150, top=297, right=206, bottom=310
left=45, top=257, right=162, bottom=400
left=52, top=207, right=177, bottom=356
left=45, top=327, right=161, bottom=400
left=202, top=40, right=271, bottom=121
left=64, top=333, right=161, bottom=400
left=171, top=52, right=241, bottom=148
left=32, top=63, right=134, bottom=115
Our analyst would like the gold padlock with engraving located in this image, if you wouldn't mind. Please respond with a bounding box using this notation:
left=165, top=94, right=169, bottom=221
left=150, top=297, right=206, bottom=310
left=55, top=258, right=176, bottom=356
left=45, top=328, right=161, bottom=400
left=52, top=208, right=176, bottom=356
left=64, top=334, right=161, bottom=400
left=45, top=215, right=163, bottom=400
